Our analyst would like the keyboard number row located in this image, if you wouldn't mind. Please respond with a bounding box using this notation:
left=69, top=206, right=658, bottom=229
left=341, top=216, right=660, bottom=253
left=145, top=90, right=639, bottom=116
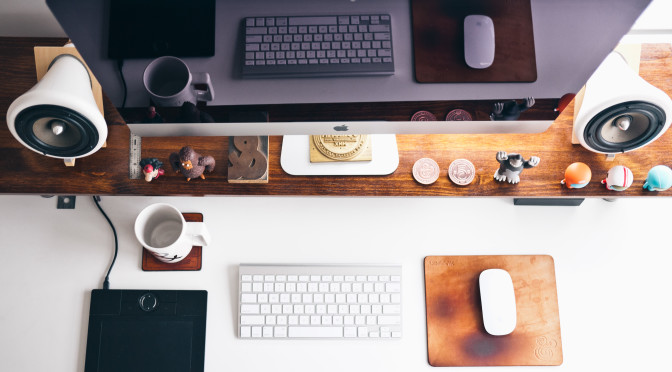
left=242, top=274, right=400, bottom=282
left=242, top=281, right=400, bottom=293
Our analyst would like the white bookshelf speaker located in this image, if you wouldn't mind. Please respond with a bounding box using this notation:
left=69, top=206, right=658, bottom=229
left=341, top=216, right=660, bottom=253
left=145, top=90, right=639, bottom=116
left=6, top=53, right=107, bottom=165
left=573, top=51, right=672, bottom=158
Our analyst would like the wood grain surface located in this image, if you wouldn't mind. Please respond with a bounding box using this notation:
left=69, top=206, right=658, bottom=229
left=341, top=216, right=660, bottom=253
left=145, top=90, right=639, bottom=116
left=424, top=255, right=562, bottom=366
left=1, top=37, right=671, bottom=197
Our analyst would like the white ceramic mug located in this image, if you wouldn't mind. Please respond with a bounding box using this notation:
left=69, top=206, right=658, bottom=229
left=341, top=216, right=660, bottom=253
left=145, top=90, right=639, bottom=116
left=143, top=56, right=214, bottom=107
left=134, top=203, right=210, bottom=263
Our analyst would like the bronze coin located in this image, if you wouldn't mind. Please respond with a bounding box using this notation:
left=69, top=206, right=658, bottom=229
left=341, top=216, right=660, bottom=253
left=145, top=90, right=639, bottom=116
left=312, top=135, right=369, bottom=160
left=413, top=158, right=440, bottom=185
left=445, top=109, right=473, bottom=121
left=448, top=159, right=476, bottom=185
left=411, top=110, right=437, bottom=121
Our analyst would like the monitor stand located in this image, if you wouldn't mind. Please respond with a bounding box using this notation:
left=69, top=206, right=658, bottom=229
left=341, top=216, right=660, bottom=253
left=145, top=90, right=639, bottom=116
left=280, top=135, right=399, bottom=176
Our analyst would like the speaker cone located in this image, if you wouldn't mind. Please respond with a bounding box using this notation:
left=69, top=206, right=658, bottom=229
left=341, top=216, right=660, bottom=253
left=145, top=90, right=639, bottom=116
left=14, top=104, right=99, bottom=157
left=582, top=101, right=666, bottom=153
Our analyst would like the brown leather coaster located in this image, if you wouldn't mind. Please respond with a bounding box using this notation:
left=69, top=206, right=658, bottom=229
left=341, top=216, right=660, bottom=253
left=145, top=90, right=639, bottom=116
left=424, top=255, right=562, bottom=366
left=142, top=213, right=203, bottom=271
left=411, top=0, right=537, bottom=83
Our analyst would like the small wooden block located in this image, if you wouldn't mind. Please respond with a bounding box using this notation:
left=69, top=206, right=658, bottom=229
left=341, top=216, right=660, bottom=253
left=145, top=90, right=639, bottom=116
left=228, top=136, right=269, bottom=183
left=142, top=213, right=203, bottom=271
left=34, top=45, right=104, bottom=116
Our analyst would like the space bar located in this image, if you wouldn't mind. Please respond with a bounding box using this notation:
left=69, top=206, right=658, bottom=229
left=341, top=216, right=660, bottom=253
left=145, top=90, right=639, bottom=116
left=289, top=16, right=337, bottom=25
left=288, top=326, right=343, bottom=338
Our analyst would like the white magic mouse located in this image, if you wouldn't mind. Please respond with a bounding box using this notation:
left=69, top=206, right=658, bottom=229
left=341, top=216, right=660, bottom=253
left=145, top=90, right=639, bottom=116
left=464, top=15, right=495, bottom=69
left=479, top=268, right=516, bottom=336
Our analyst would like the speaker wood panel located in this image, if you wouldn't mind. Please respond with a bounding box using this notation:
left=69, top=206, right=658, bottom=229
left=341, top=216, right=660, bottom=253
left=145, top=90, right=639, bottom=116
left=34, top=45, right=104, bottom=115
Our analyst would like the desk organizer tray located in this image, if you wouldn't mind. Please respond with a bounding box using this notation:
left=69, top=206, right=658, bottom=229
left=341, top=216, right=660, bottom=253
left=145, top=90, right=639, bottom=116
left=411, top=0, right=537, bottom=83
left=424, top=255, right=562, bottom=366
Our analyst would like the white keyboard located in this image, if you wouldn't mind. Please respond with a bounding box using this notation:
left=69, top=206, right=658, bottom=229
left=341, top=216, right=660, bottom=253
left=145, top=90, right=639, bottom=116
left=238, top=264, right=402, bottom=339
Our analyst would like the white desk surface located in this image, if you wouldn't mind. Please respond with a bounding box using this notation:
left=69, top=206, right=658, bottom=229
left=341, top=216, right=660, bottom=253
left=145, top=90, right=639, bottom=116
left=0, top=195, right=670, bottom=371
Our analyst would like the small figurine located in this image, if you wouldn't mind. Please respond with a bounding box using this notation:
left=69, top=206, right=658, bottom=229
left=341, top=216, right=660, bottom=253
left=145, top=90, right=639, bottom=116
left=139, top=158, right=165, bottom=182
left=643, top=165, right=672, bottom=191
left=178, top=102, right=215, bottom=123
left=601, top=165, right=633, bottom=191
left=142, top=106, right=165, bottom=123
left=560, top=162, right=592, bottom=189
left=490, top=97, right=535, bottom=121
left=169, top=146, right=216, bottom=181
left=494, top=151, right=540, bottom=184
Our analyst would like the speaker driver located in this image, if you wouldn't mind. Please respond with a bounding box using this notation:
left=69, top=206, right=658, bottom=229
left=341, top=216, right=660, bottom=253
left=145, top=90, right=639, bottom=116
left=582, top=101, right=665, bottom=153
left=14, top=104, right=99, bottom=157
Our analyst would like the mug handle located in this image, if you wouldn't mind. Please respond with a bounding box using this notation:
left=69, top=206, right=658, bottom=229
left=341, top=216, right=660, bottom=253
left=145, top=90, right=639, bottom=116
left=191, top=72, right=215, bottom=102
left=186, top=222, right=211, bottom=247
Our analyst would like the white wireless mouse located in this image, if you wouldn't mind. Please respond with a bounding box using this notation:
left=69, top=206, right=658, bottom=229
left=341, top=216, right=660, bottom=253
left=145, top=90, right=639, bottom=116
left=479, top=268, right=516, bottom=336
left=464, top=15, right=495, bottom=69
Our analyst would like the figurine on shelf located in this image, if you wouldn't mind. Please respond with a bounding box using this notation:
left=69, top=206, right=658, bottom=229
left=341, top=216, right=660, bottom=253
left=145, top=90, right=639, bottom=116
left=139, top=158, right=165, bottom=182
left=490, top=97, right=535, bottom=121
left=601, top=165, right=634, bottom=191
left=494, top=151, right=540, bottom=184
left=560, top=162, right=592, bottom=189
left=178, top=102, right=215, bottom=123
left=142, top=106, right=165, bottom=123
left=169, top=146, right=216, bottom=181
left=643, top=165, right=672, bottom=191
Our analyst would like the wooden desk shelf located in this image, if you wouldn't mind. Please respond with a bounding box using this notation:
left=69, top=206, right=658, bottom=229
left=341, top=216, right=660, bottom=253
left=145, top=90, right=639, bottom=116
left=1, top=37, right=671, bottom=197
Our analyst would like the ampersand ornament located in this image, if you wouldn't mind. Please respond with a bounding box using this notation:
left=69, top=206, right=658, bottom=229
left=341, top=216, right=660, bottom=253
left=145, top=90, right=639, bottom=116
left=228, top=136, right=268, bottom=181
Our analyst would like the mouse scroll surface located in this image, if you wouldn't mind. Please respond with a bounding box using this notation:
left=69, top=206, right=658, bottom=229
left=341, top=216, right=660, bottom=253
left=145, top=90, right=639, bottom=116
left=464, top=15, right=495, bottom=69
left=479, top=268, right=516, bottom=336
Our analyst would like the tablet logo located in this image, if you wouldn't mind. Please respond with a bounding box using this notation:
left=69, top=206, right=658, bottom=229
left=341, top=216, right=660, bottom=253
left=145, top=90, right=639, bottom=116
left=333, top=124, right=349, bottom=132
left=534, top=336, right=558, bottom=361
left=428, top=259, right=455, bottom=267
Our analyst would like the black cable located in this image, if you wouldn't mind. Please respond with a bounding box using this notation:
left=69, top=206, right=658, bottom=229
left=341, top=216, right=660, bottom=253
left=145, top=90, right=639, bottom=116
left=92, top=196, right=118, bottom=290
left=116, top=59, right=127, bottom=108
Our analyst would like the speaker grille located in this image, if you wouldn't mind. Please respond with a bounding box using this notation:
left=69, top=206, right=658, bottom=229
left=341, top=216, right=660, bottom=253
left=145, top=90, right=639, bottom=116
left=14, top=105, right=100, bottom=157
left=583, top=101, right=666, bottom=153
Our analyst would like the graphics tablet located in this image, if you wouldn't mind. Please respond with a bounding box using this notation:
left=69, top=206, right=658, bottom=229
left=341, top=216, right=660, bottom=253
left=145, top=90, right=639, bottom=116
left=84, top=289, right=207, bottom=372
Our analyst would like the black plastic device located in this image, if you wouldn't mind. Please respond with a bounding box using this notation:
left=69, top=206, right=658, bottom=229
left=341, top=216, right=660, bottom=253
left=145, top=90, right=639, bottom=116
left=108, top=0, right=216, bottom=59
left=84, top=289, right=207, bottom=372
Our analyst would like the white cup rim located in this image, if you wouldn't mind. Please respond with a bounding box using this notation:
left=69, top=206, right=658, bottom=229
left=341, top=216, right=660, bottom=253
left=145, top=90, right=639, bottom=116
left=134, top=203, right=186, bottom=249
left=142, top=56, right=192, bottom=99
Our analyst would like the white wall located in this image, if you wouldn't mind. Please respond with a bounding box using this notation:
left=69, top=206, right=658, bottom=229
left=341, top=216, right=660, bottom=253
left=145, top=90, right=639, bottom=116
left=0, top=0, right=65, bottom=37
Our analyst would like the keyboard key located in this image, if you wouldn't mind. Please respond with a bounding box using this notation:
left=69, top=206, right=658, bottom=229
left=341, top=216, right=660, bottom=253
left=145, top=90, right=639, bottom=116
left=241, top=304, right=260, bottom=314
left=378, top=316, right=401, bottom=325
left=241, top=315, right=265, bottom=325
left=289, top=327, right=343, bottom=338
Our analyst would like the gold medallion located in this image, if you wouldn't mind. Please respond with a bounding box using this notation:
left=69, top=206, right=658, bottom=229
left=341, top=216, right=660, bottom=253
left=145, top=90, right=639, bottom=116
left=310, top=135, right=371, bottom=162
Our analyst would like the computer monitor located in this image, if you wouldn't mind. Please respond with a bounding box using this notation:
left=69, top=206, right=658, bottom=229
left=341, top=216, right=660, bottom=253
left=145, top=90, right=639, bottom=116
left=46, top=0, right=651, bottom=137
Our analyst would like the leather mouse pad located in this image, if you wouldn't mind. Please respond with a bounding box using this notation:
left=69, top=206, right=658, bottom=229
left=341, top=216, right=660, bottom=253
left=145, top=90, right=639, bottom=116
left=424, top=255, right=562, bottom=366
left=411, top=0, right=537, bottom=83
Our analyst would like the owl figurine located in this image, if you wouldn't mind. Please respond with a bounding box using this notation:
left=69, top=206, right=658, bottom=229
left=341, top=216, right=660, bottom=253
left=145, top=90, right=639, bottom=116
left=169, top=146, right=216, bottom=181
